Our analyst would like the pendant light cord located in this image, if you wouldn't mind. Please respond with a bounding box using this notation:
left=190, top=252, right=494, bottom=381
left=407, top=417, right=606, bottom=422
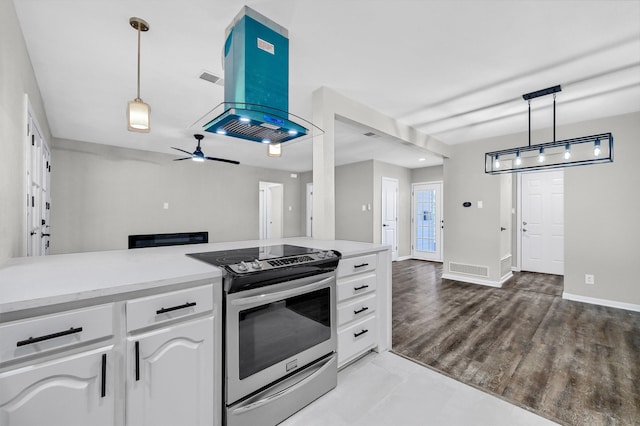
left=553, top=94, right=556, bottom=142
left=528, top=100, right=531, bottom=147
left=136, top=25, right=141, bottom=100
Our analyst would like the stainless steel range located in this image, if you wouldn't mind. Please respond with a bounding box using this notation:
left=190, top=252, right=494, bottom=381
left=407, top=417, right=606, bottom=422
left=188, top=244, right=341, bottom=426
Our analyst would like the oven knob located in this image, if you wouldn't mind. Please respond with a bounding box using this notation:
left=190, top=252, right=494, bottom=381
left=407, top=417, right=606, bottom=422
left=251, top=260, right=262, bottom=270
left=238, top=261, right=249, bottom=272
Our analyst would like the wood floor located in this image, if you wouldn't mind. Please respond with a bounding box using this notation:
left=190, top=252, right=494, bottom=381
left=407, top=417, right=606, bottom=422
left=392, top=260, right=640, bottom=426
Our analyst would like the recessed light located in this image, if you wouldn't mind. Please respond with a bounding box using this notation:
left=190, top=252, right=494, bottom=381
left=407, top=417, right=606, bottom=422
left=418, top=158, right=426, bottom=162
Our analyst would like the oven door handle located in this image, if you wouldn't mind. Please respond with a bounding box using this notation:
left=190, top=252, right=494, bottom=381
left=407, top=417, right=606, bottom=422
left=230, top=276, right=334, bottom=307
left=230, top=354, right=336, bottom=415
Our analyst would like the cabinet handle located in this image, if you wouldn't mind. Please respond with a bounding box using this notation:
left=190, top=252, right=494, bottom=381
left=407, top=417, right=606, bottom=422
left=101, top=353, right=107, bottom=398
left=156, top=301, right=196, bottom=315
left=135, top=341, right=140, bottom=381
left=353, top=263, right=369, bottom=269
left=354, top=306, right=369, bottom=315
left=16, top=326, right=83, bottom=347
left=354, top=329, right=369, bottom=338
left=353, top=284, right=369, bottom=291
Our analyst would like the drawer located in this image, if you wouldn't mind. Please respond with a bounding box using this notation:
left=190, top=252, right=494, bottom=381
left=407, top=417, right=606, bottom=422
left=337, top=293, right=377, bottom=327
left=337, top=272, right=376, bottom=302
left=338, top=315, right=377, bottom=366
left=338, top=254, right=377, bottom=278
left=126, top=284, right=213, bottom=332
left=0, top=304, right=113, bottom=364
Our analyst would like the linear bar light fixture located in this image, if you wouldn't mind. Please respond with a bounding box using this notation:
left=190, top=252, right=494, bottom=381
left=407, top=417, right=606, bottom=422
left=485, top=85, right=613, bottom=174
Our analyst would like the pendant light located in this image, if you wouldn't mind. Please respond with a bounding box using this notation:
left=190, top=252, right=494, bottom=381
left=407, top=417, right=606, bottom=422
left=485, top=85, right=613, bottom=174
left=127, top=17, right=150, bottom=132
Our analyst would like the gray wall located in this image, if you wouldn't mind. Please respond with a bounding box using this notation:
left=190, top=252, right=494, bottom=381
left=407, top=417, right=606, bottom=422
left=411, top=165, right=443, bottom=183
left=444, top=111, right=640, bottom=306
left=563, top=112, right=640, bottom=305
left=50, top=139, right=305, bottom=253
left=0, top=0, right=52, bottom=262
left=335, top=160, right=374, bottom=243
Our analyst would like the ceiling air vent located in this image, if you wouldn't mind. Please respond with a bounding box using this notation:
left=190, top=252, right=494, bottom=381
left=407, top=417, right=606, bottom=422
left=199, top=71, right=223, bottom=86
left=363, top=131, right=376, bottom=137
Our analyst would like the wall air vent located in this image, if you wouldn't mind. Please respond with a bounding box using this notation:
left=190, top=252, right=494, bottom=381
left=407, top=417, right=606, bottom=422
left=500, top=255, right=513, bottom=278
left=448, top=262, right=489, bottom=278
left=199, top=71, right=223, bottom=86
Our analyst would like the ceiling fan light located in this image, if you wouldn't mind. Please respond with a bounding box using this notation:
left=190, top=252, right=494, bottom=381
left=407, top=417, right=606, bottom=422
left=515, top=150, right=522, bottom=166
left=127, top=99, right=150, bottom=132
left=267, top=142, right=282, bottom=157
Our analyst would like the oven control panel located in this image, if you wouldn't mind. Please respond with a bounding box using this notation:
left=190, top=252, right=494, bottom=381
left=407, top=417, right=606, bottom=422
left=226, top=250, right=339, bottom=274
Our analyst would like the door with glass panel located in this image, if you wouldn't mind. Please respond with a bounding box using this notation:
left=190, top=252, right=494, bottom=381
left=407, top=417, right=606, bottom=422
left=411, top=182, right=443, bottom=261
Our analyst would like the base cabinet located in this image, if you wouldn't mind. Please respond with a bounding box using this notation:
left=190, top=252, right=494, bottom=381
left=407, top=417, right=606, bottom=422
left=0, top=346, right=115, bottom=426
left=126, top=316, right=214, bottom=426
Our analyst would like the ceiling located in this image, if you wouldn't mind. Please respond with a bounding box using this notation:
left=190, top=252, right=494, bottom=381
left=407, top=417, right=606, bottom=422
left=13, top=0, right=640, bottom=172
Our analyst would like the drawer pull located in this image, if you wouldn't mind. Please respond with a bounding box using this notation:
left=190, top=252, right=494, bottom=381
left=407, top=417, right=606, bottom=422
left=354, top=306, right=369, bottom=315
left=16, top=326, right=83, bottom=347
left=156, top=301, right=196, bottom=315
left=135, top=341, right=140, bottom=381
left=353, top=284, right=369, bottom=291
left=354, top=329, right=369, bottom=338
left=101, top=353, right=107, bottom=398
left=353, top=263, right=369, bottom=269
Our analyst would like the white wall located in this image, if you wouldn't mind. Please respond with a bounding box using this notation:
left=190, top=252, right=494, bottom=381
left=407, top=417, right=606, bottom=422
left=50, top=138, right=304, bottom=253
left=335, top=160, right=374, bottom=243
left=411, top=165, right=443, bottom=183
left=0, top=0, right=52, bottom=263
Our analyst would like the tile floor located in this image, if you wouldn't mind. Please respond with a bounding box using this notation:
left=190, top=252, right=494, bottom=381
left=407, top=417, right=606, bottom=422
left=282, top=351, right=559, bottom=426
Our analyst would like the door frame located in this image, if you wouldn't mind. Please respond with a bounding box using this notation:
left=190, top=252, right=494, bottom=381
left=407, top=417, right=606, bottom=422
left=306, top=183, right=313, bottom=237
left=381, top=176, right=399, bottom=261
left=411, top=181, right=443, bottom=262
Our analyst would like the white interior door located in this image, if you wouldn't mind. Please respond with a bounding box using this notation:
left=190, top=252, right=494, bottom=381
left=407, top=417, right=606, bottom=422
left=381, top=177, right=398, bottom=260
left=521, top=170, right=564, bottom=275
left=25, top=102, right=51, bottom=256
left=259, top=182, right=283, bottom=240
left=306, top=183, right=313, bottom=237
left=412, top=182, right=443, bottom=261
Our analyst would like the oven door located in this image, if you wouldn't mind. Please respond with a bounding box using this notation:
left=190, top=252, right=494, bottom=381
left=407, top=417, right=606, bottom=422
left=225, top=271, right=337, bottom=405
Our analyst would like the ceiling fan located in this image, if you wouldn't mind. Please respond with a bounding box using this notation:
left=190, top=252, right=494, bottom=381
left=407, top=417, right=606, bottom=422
left=171, top=134, right=240, bottom=164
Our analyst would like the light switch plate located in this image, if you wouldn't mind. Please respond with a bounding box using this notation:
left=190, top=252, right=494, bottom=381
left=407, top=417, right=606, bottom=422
left=477, top=201, right=483, bottom=209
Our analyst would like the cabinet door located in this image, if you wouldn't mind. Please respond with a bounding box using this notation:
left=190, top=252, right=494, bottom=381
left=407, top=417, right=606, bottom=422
left=127, top=316, right=214, bottom=426
left=0, top=346, right=115, bottom=426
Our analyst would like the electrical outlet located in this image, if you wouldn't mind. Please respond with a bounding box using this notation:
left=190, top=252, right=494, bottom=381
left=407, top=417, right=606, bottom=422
left=163, top=202, right=169, bottom=210
left=585, top=274, right=595, bottom=285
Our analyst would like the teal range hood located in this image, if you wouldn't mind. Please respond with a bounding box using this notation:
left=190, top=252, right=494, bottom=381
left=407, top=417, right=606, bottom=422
left=204, top=6, right=309, bottom=143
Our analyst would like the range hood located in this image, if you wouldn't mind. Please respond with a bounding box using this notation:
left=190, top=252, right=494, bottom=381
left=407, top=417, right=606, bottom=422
left=203, top=6, right=313, bottom=144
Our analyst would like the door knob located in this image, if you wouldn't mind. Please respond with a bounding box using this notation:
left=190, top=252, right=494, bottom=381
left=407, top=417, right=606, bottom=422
left=523, top=221, right=527, bottom=225
left=383, top=224, right=388, bottom=227
left=522, top=228, right=527, bottom=232
left=500, top=227, right=507, bottom=231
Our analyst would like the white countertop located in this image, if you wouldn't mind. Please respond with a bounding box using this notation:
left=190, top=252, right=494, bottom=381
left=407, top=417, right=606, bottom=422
left=0, top=237, right=388, bottom=315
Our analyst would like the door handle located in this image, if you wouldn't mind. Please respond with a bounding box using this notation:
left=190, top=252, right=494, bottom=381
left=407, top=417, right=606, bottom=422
left=523, top=228, right=527, bottom=232
left=500, top=227, right=507, bottom=231
left=523, top=221, right=527, bottom=225
left=383, top=224, right=388, bottom=227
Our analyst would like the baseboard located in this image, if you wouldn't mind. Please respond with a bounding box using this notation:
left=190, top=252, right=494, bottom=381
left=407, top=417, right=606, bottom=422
left=562, top=292, right=640, bottom=313
left=511, top=266, right=521, bottom=272
left=441, top=273, right=503, bottom=288
left=395, top=255, right=412, bottom=261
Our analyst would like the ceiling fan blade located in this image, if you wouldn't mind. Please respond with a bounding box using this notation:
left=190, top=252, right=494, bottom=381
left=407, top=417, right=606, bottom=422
left=205, top=156, right=240, bottom=165
left=171, top=147, right=193, bottom=156
left=173, top=157, right=193, bottom=161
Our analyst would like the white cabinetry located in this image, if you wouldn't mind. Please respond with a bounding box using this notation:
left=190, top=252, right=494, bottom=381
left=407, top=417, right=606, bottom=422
left=126, top=285, right=215, bottom=426
left=336, top=253, right=379, bottom=367
left=0, top=281, right=220, bottom=426
left=0, top=306, right=115, bottom=426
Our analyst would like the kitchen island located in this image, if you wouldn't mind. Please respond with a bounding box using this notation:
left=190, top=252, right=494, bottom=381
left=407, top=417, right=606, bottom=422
left=0, top=237, right=391, bottom=426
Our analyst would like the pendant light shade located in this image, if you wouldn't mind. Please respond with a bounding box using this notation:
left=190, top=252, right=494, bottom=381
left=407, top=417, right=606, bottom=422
left=127, top=17, right=150, bottom=133
left=267, top=142, right=282, bottom=157
left=127, top=99, right=150, bottom=131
